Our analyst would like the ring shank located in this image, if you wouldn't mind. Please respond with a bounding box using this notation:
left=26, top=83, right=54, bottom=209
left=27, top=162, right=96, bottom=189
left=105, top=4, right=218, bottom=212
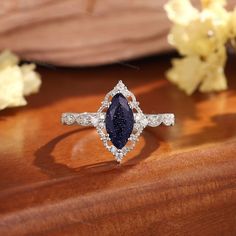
left=61, top=112, right=175, bottom=127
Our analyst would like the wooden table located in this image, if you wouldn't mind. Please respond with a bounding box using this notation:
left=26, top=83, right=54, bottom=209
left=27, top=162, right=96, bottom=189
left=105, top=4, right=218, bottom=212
left=0, top=55, right=235, bottom=236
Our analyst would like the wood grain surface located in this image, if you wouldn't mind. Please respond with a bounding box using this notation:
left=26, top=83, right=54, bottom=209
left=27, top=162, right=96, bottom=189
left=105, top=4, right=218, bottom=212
left=0, top=0, right=234, bottom=66
left=0, top=54, right=236, bottom=236
left=0, top=0, right=173, bottom=66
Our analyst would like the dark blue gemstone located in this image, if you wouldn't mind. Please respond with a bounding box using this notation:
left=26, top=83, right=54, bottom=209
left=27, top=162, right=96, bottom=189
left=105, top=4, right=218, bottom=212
left=105, top=93, right=134, bottom=149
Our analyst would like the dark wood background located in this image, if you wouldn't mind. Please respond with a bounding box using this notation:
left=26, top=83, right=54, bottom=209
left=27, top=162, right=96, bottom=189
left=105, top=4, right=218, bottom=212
left=0, top=54, right=235, bottom=235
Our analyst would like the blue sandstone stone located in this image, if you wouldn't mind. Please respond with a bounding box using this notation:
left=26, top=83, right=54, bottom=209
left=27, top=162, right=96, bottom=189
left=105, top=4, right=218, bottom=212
left=105, top=93, right=134, bottom=149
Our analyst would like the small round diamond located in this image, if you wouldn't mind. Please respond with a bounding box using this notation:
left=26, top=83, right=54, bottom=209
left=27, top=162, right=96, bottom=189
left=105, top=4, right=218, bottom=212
left=115, top=152, right=124, bottom=162
left=99, top=113, right=105, bottom=120
left=64, top=114, right=75, bottom=125
left=140, top=117, right=148, bottom=127
left=110, top=146, right=116, bottom=154
left=98, top=122, right=105, bottom=129
left=91, top=116, right=98, bottom=126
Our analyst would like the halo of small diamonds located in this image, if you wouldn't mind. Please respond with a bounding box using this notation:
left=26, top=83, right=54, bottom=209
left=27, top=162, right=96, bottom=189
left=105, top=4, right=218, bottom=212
left=94, top=81, right=149, bottom=162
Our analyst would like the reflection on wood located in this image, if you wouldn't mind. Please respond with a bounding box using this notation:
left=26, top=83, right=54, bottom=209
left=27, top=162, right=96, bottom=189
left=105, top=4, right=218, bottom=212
left=0, top=55, right=235, bottom=235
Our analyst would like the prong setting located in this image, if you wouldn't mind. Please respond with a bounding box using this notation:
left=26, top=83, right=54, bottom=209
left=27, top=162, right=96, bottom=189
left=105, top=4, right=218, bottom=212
left=95, top=80, right=148, bottom=162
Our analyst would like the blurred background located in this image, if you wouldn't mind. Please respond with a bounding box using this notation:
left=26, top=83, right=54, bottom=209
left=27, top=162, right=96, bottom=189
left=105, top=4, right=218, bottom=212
left=0, top=0, right=233, bottom=67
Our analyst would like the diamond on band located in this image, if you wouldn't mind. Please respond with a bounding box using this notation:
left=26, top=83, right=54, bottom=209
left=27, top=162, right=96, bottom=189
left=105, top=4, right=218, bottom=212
left=61, top=81, right=175, bottom=162
left=61, top=113, right=175, bottom=127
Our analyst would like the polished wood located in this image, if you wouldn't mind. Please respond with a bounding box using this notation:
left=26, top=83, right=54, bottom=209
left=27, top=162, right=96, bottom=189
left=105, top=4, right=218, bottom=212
left=0, top=54, right=236, bottom=236
left=2, top=0, right=235, bottom=66
left=0, top=0, right=172, bottom=66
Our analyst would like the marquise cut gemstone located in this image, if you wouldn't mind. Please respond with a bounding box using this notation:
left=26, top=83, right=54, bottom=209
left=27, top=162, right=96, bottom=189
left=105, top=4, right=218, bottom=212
left=105, top=93, right=134, bottom=149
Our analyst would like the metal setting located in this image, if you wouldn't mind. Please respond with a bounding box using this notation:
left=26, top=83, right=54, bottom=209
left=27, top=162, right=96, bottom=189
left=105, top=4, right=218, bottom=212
left=61, top=81, right=175, bottom=162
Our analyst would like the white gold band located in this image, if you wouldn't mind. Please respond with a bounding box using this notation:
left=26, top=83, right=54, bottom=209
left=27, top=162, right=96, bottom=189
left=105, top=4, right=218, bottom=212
left=61, top=112, right=175, bottom=127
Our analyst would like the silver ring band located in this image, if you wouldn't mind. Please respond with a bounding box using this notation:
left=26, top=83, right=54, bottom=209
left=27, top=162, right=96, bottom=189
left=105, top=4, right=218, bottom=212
left=61, top=112, right=175, bottom=127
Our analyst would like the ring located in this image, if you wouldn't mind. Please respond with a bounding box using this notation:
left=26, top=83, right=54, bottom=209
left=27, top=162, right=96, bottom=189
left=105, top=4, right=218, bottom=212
left=61, top=81, right=175, bottom=162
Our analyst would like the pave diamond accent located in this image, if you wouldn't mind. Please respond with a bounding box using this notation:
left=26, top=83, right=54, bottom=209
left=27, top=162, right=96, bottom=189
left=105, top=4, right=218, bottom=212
left=61, top=113, right=98, bottom=126
left=147, top=114, right=175, bottom=127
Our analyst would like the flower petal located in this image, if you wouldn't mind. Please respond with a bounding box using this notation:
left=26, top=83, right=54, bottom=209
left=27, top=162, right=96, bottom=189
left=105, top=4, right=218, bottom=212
left=165, top=0, right=199, bottom=25
left=0, top=66, right=26, bottom=110
left=200, top=47, right=227, bottom=92
left=201, top=0, right=226, bottom=9
left=0, top=50, right=41, bottom=111
left=166, top=56, right=204, bottom=95
left=0, top=50, right=19, bottom=70
left=21, top=64, right=42, bottom=96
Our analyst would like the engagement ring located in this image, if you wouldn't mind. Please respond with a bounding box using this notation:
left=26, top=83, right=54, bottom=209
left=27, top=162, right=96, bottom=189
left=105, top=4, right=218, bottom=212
left=61, top=81, right=175, bottom=162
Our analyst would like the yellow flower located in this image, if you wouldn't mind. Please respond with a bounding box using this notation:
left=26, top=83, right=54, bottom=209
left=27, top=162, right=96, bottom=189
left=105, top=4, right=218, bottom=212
left=167, top=47, right=227, bottom=95
left=0, top=66, right=26, bottom=110
left=165, top=0, right=233, bottom=95
left=230, top=8, right=236, bottom=49
left=164, top=0, right=199, bottom=25
left=169, top=17, right=228, bottom=57
left=230, top=7, right=236, bottom=39
left=21, top=64, right=41, bottom=96
left=0, top=50, right=19, bottom=70
left=167, top=56, right=204, bottom=95
left=0, top=50, right=41, bottom=110
left=167, top=0, right=231, bottom=57
left=201, top=0, right=226, bottom=8
left=199, top=46, right=227, bottom=92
